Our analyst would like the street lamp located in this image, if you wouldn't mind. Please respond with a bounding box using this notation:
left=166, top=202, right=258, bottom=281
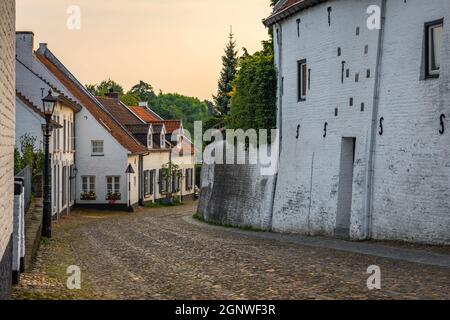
left=42, top=90, right=57, bottom=238
left=125, top=164, right=135, bottom=211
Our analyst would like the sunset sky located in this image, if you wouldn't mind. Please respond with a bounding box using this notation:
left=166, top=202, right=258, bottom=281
left=16, top=0, right=273, bottom=101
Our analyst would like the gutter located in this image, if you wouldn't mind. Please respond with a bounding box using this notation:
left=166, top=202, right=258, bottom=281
left=263, top=0, right=329, bottom=27
left=365, top=0, right=387, bottom=240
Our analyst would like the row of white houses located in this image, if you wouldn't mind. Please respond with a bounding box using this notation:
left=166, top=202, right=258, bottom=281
left=15, top=31, right=196, bottom=215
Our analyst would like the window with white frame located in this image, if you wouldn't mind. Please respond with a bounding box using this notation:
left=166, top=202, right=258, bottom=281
left=160, top=134, right=165, bottom=148
left=148, top=133, right=153, bottom=149
left=107, top=176, right=120, bottom=194
left=81, top=176, right=95, bottom=193
left=91, top=140, right=104, bottom=155
left=426, top=19, right=443, bottom=78
left=298, top=59, right=308, bottom=101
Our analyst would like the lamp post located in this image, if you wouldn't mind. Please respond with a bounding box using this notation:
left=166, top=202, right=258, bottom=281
left=125, top=164, right=135, bottom=211
left=42, top=90, right=57, bottom=238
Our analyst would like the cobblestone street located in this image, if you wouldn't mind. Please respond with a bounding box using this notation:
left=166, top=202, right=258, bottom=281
left=12, top=202, right=450, bottom=300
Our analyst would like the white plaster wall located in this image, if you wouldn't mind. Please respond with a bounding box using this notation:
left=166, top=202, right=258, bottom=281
left=15, top=97, right=44, bottom=150
left=75, top=107, right=132, bottom=206
left=142, top=151, right=169, bottom=202
left=371, top=0, right=450, bottom=244
left=272, top=0, right=381, bottom=238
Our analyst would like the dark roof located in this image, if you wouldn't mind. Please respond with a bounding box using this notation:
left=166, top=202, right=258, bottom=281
left=126, top=124, right=151, bottom=135
left=263, top=0, right=329, bottom=27
left=96, top=96, right=144, bottom=126
left=35, top=52, right=147, bottom=154
left=151, top=123, right=164, bottom=134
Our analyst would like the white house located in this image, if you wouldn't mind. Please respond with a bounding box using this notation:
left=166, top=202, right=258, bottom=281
left=32, top=44, right=148, bottom=211
left=16, top=32, right=81, bottom=218
left=0, top=0, right=15, bottom=300
left=264, top=0, right=450, bottom=244
left=97, top=95, right=196, bottom=204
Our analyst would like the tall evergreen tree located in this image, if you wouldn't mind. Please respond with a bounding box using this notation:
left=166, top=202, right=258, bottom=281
left=214, top=30, right=238, bottom=115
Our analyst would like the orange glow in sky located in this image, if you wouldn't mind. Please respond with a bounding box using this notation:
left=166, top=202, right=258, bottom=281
left=17, top=0, right=273, bottom=101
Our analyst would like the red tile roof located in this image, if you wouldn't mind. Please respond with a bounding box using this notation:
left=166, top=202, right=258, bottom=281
left=129, top=106, right=159, bottom=123
left=152, top=120, right=181, bottom=134
left=129, top=106, right=182, bottom=134
left=35, top=52, right=147, bottom=154
left=96, top=96, right=144, bottom=126
left=264, top=0, right=329, bottom=26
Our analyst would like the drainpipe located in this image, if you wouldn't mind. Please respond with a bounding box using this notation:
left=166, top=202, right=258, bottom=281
left=269, top=22, right=283, bottom=230
left=365, top=0, right=387, bottom=240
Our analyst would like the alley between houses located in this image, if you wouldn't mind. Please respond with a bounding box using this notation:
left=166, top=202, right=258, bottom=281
left=12, top=202, right=450, bottom=300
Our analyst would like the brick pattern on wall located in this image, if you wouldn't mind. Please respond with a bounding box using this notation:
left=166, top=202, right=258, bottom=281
left=0, top=0, right=15, bottom=273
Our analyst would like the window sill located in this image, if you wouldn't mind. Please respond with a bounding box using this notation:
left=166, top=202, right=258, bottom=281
left=91, top=154, right=105, bottom=157
left=298, top=98, right=306, bottom=102
left=424, top=73, right=439, bottom=80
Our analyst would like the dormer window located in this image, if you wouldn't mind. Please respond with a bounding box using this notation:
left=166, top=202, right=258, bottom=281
left=148, top=133, right=153, bottom=149
left=160, top=134, right=165, bottom=148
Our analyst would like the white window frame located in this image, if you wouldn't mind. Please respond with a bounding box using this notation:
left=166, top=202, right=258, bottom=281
left=82, top=176, right=95, bottom=193
left=426, top=19, right=443, bottom=78
left=91, top=140, right=104, bottom=156
left=298, top=59, right=308, bottom=101
left=107, top=176, right=120, bottom=194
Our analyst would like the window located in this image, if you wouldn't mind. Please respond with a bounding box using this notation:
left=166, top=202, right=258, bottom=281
left=63, top=119, right=67, bottom=152
left=91, top=140, right=104, bottom=155
left=107, top=176, right=120, bottom=193
left=298, top=59, right=308, bottom=101
left=144, top=170, right=150, bottom=195
left=159, top=170, right=167, bottom=193
left=185, top=168, right=194, bottom=191
left=148, top=134, right=153, bottom=149
left=426, top=19, right=443, bottom=78
left=160, top=134, right=165, bottom=148
left=82, top=176, right=95, bottom=193
left=150, top=170, right=155, bottom=195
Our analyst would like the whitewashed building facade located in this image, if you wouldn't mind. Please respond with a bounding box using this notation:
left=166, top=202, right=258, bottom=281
left=265, top=0, right=450, bottom=244
left=0, top=0, right=15, bottom=300
left=16, top=32, right=81, bottom=218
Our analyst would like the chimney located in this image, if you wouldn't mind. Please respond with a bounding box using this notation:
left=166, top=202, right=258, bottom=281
left=139, top=101, right=148, bottom=108
left=37, top=43, right=48, bottom=54
left=107, top=89, right=120, bottom=99
left=16, top=32, right=35, bottom=69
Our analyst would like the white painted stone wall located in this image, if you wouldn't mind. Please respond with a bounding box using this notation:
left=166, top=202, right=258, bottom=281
left=272, top=0, right=381, bottom=239
left=371, top=0, right=450, bottom=244
left=0, top=0, right=15, bottom=260
left=272, top=0, right=450, bottom=244
left=198, top=0, right=450, bottom=245
left=75, top=106, right=132, bottom=206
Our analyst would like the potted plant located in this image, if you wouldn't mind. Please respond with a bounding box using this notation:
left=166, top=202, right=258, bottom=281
left=107, top=191, right=121, bottom=205
left=81, top=191, right=97, bottom=201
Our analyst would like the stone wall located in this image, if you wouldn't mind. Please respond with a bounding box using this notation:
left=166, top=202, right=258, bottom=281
left=198, top=0, right=450, bottom=245
left=197, top=143, right=276, bottom=231
left=0, top=0, right=16, bottom=299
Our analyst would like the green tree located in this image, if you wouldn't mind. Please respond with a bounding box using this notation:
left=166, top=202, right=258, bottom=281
left=86, top=79, right=124, bottom=97
left=150, top=93, right=209, bottom=135
left=129, top=80, right=156, bottom=102
left=213, top=30, right=238, bottom=115
left=120, top=93, right=140, bottom=106
left=229, top=45, right=277, bottom=132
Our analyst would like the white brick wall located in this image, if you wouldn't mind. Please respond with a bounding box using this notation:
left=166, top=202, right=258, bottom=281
left=0, top=0, right=16, bottom=258
left=272, top=0, right=450, bottom=244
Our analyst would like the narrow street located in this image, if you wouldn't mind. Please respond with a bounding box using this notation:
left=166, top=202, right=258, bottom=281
left=13, top=202, right=450, bottom=300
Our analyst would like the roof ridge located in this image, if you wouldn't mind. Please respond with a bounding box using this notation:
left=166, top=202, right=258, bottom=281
left=34, top=52, right=147, bottom=154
